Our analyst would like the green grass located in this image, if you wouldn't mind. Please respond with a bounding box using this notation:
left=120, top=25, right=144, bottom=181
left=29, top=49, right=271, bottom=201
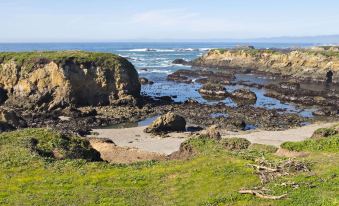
left=0, top=51, right=129, bottom=76
left=0, top=129, right=338, bottom=205
left=281, top=135, right=339, bottom=153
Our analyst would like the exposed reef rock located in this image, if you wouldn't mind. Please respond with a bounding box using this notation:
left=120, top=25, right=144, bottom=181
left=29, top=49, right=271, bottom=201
left=167, top=69, right=234, bottom=85
left=0, top=51, right=140, bottom=110
left=172, top=59, right=191, bottom=65
left=198, top=83, right=229, bottom=100
left=192, top=48, right=339, bottom=83
left=231, top=88, right=257, bottom=104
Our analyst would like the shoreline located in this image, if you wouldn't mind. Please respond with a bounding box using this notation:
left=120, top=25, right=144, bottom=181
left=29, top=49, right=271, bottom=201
left=89, top=121, right=339, bottom=155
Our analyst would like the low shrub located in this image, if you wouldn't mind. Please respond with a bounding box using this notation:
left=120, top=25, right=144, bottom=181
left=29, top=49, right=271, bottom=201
left=221, top=138, right=251, bottom=150
left=311, top=128, right=337, bottom=139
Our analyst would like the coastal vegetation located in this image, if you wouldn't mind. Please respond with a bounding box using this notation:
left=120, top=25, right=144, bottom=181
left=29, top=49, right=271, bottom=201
left=0, top=127, right=338, bottom=205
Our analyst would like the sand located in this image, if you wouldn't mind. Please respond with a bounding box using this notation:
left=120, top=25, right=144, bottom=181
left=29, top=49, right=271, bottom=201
left=221, top=122, right=338, bottom=146
left=91, top=126, right=190, bottom=155
left=90, top=121, right=338, bottom=156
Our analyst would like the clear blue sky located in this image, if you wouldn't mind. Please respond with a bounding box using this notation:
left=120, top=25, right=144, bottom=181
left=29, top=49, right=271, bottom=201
left=1, top=0, right=339, bottom=42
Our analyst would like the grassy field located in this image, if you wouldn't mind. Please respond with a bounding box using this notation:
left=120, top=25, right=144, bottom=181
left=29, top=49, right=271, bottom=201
left=0, top=128, right=338, bottom=205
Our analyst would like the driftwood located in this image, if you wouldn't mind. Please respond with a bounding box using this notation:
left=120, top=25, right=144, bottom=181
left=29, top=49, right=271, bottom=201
left=239, top=190, right=287, bottom=200
left=247, top=159, right=310, bottom=184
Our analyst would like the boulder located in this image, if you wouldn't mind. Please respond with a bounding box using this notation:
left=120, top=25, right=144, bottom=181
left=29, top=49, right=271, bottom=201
left=231, top=89, right=257, bottom=102
left=0, top=51, right=141, bottom=110
left=198, top=83, right=229, bottom=99
left=144, top=112, right=186, bottom=134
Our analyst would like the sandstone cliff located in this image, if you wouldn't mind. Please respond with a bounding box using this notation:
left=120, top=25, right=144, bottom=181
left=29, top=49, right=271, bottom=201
left=192, top=49, right=339, bottom=83
left=0, top=51, right=140, bottom=110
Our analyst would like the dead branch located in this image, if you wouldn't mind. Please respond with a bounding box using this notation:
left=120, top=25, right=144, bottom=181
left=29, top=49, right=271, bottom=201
left=239, top=190, right=287, bottom=200
left=247, top=164, right=279, bottom=172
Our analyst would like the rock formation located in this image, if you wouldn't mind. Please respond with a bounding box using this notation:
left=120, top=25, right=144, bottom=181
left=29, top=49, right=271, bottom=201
left=0, top=51, right=140, bottom=110
left=192, top=49, right=339, bottom=83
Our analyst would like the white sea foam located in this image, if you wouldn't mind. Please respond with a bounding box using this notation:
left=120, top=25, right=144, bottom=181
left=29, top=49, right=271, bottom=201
left=119, top=48, right=213, bottom=52
left=138, top=68, right=172, bottom=74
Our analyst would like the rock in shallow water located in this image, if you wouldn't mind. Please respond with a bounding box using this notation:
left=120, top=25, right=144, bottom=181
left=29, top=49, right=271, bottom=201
left=144, top=112, right=186, bottom=134
left=231, top=88, right=257, bottom=103
left=198, top=83, right=229, bottom=100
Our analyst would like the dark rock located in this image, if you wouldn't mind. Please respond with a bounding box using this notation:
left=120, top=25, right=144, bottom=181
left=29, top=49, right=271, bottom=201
left=198, top=83, right=229, bottom=100
left=0, top=108, right=27, bottom=132
left=144, top=112, right=186, bottom=134
left=172, top=59, right=190, bottom=65
left=231, top=89, right=257, bottom=103
left=0, top=87, right=8, bottom=105
left=139, top=77, right=150, bottom=85
left=111, top=95, right=139, bottom=107
left=167, top=73, right=192, bottom=84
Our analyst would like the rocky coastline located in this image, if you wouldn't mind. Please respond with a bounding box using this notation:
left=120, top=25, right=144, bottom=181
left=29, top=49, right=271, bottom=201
left=191, top=47, right=339, bottom=83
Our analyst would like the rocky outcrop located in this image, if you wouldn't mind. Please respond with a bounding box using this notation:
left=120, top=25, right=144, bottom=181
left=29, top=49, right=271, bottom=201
left=0, top=51, right=140, bottom=110
left=192, top=49, right=339, bottom=83
left=144, top=112, right=186, bottom=134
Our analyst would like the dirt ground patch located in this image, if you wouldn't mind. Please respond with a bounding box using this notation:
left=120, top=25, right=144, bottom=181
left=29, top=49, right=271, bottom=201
left=89, top=138, right=166, bottom=164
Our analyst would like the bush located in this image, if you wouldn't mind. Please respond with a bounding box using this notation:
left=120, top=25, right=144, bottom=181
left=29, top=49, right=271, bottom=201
left=0, top=129, right=102, bottom=163
left=248, top=143, right=278, bottom=153
left=311, top=128, right=338, bottom=139
left=221, top=138, right=251, bottom=150
left=281, top=136, right=339, bottom=152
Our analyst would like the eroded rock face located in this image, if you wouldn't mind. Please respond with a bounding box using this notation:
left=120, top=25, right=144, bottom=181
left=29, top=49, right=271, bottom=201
left=144, top=112, right=186, bottom=134
left=0, top=51, right=140, bottom=110
left=192, top=49, right=339, bottom=83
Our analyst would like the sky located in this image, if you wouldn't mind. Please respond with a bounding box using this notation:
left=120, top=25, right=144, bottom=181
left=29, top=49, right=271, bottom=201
left=1, top=0, right=339, bottom=42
